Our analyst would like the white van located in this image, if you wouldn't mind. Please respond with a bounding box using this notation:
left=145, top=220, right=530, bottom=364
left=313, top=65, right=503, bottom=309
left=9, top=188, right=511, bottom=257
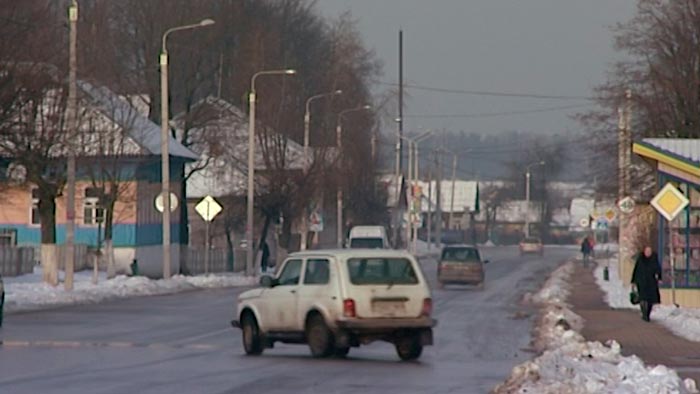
left=347, top=226, right=389, bottom=249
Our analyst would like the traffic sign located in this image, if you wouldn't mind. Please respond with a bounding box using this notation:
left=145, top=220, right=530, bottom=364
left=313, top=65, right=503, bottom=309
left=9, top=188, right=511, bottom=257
left=618, top=196, right=635, bottom=214
left=579, top=218, right=590, bottom=227
left=155, top=192, right=179, bottom=213
left=195, top=195, right=223, bottom=222
left=605, top=209, right=616, bottom=221
left=651, top=183, right=689, bottom=221
left=595, top=217, right=609, bottom=230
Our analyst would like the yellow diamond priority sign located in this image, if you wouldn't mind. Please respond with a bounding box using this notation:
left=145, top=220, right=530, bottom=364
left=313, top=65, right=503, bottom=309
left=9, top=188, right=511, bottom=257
left=195, top=195, right=223, bottom=222
left=651, top=183, right=689, bottom=222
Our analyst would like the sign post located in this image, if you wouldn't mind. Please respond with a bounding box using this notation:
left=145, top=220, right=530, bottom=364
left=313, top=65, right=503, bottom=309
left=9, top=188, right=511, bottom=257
left=195, top=196, right=223, bottom=274
left=650, top=183, right=689, bottom=306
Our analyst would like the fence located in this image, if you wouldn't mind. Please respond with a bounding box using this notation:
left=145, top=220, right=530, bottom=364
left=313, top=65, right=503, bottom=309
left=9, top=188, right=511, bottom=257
left=182, top=247, right=247, bottom=275
left=0, top=246, right=35, bottom=276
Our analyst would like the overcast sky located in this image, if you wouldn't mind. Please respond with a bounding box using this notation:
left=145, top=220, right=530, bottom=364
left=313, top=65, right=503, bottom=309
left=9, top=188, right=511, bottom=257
left=315, top=0, right=637, bottom=138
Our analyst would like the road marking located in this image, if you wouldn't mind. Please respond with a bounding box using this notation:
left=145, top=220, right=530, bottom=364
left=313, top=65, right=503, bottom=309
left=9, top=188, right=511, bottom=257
left=0, top=339, right=216, bottom=351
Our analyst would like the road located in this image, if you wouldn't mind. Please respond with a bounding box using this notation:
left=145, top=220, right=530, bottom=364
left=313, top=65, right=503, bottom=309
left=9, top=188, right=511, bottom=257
left=0, top=246, right=575, bottom=394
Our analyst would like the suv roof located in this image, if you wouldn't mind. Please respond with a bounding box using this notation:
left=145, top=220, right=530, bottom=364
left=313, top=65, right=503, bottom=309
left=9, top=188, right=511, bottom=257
left=288, top=248, right=413, bottom=260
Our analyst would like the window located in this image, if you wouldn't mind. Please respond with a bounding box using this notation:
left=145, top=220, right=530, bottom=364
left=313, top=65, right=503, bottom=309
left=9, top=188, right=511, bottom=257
left=441, top=247, right=480, bottom=262
left=349, top=238, right=384, bottom=249
left=30, top=188, right=40, bottom=225
left=83, top=187, right=105, bottom=225
left=347, top=258, right=418, bottom=285
left=278, top=259, right=302, bottom=286
left=304, top=259, right=330, bottom=285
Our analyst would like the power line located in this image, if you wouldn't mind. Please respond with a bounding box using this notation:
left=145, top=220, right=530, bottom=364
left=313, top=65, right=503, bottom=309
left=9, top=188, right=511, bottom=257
left=403, top=103, right=594, bottom=119
left=375, top=80, right=595, bottom=101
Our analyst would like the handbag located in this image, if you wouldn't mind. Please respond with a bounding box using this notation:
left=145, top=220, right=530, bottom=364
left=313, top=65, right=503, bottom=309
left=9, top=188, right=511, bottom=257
left=629, top=290, right=640, bottom=305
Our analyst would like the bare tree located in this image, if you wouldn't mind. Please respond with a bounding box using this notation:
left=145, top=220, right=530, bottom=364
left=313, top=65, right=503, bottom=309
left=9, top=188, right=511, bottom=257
left=579, top=0, right=700, bottom=193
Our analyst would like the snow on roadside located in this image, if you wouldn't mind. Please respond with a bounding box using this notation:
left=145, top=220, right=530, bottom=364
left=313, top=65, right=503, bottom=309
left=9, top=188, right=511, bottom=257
left=596, top=257, right=700, bottom=343
left=4, top=266, right=256, bottom=313
left=495, top=261, right=697, bottom=394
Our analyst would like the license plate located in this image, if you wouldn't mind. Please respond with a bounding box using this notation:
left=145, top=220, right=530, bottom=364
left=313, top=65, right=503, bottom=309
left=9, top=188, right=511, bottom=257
left=372, top=301, right=406, bottom=316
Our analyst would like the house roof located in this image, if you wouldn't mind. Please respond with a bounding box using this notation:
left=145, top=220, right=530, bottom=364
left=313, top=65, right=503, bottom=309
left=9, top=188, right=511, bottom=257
left=633, top=138, right=700, bottom=178
left=78, top=81, right=198, bottom=160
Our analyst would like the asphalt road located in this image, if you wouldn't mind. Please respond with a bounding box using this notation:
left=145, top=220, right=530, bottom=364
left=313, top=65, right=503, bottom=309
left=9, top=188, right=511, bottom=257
left=0, top=246, right=576, bottom=394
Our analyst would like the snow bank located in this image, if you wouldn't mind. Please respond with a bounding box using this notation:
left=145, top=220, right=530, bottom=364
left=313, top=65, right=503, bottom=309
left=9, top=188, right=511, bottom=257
left=495, top=261, right=697, bottom=394
left=4, top=266, right=256, bottom=313
left=596, top=257, right=700, bottom=343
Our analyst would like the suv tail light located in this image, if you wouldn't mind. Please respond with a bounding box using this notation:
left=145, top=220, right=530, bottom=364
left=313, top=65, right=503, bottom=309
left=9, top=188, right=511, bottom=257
left=343, top=299, right=356, bottom=318
left=421, top=298, right=432, bottom=317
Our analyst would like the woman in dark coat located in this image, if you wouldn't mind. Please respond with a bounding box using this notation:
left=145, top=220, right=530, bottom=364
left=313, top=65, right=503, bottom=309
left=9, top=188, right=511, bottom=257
left=631, top=246, right=662, bottom=322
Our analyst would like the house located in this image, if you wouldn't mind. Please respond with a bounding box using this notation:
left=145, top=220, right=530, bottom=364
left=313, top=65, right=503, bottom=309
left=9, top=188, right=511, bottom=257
left=0, top=81, right=198, bottom=277
left=633, top=138, right=700, bottom=307
left=170, top=96, right=310, bottom=261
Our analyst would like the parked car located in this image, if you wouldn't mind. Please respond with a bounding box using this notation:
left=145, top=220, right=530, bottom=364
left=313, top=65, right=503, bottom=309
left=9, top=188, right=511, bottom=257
left=347, top=225, right=389, bottom=249
left=230, top=249, right=436, bottom=360
left=519, top=237, right=544, bottom=256
left=437, top=245, right=488, bottom=289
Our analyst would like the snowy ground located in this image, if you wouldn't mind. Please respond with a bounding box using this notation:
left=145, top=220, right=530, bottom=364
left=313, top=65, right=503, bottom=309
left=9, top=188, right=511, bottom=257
left=3, top=266, right=256, bottom=313
left=496, top=261, right=698, bottom=394
left=596, top=257, right=700, bottom=343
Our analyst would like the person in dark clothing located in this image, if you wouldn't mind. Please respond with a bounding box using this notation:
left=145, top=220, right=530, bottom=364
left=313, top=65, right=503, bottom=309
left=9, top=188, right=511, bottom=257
left=581, top=236, right=593, bottom=267
left=631, top=246, right=662, bottom=322
left=260, top=241, right=270, bottom=273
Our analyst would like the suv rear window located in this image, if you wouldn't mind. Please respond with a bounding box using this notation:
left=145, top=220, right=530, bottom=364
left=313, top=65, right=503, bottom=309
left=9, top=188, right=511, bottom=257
left=347, top=258, right=418, bottom=285
left=349, top=238, right=384, bottom=249
left=441, top=247, right=480, bottom=262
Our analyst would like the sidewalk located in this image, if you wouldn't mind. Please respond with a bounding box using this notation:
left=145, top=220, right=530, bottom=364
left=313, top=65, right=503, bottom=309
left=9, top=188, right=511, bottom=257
left=569, top=262, right=700, bottom=384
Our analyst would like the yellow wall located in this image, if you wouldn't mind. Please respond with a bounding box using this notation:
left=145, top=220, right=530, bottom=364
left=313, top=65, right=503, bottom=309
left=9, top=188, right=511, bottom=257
left=660, top=288, right=700, bottom=308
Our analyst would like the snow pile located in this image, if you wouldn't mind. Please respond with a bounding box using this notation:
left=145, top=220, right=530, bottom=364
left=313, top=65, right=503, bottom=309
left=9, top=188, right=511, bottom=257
left=496, top=261, right=697, bottom=394
left=4, top=267, right=256, bottom=313
left=596, top=257, right=700, bottom=343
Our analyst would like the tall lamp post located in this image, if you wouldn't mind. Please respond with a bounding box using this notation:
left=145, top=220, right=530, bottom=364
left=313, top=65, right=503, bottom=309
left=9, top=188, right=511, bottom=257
left=300, top=89, right=342, bottom=251
left=524, top=160, right=546, bottom=237
left=336, top=105, right=371, bottom=248
left=160, top=18, right=214, bottom=279
left=246, top=69, right=296, bottom=276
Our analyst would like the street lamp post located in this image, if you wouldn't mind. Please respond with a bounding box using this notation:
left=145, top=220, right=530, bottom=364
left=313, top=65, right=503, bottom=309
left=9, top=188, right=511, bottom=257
left=246, top=69, right=296, bottom=276
left=524, top=160, right=546, bottom=237
left=336, top=105, right=371, bottom=248
left=160, top=18, right=214, bottom=279
left=300, top=89, right=342, bottom=251
left=410, top=131, right=434, bottom=253
left=64, top=0, right=79, bottom=290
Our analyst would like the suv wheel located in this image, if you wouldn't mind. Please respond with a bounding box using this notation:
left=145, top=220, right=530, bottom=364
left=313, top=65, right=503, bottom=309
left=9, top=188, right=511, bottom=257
left=395, top=334, right=423, bottom=361
left=241, top=313, right=263, bottom=355
left=306, top=314, right=334, bottom=358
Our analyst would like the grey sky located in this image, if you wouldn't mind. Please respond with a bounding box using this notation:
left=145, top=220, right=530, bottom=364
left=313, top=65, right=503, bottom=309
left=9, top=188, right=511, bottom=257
left=316, top=0, right=637, bottom=137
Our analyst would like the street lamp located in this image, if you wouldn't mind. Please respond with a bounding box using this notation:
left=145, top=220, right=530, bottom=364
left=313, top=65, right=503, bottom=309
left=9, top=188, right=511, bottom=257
left=299, top=89, right=342, bottom=251
left=400, top=131, right=433, bottom=254
left=336, top=105, right=372, bottom=248
left=246, top=68, right=296, bottom=276
left=524, top=160, right=546, bottom=237
left=160, top=18, right=214, bottom=279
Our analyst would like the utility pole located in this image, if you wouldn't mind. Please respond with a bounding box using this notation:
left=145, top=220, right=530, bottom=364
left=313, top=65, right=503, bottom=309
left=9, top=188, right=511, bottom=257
left=65, top=1, right=79, bottom=291
left=618, top=89, right=633, bottom=282
left=427, top=159, right=433, bottom=250
left=449, top=152, right=457, bottom=229
left=398, top=29, right=404, bottom=173
left=435, top=147, right=443, bottom=249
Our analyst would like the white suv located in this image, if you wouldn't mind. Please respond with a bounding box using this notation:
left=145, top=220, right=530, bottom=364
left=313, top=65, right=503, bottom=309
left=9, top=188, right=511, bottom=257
left=231, top=249, right=436, bottom=360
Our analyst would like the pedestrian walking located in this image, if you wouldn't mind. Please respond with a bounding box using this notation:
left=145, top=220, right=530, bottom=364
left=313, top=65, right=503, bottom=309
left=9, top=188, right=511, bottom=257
left=631, top=246, right=662, bottom=322
left=260, top=240, right=270, bottom=273
left=581, top=236, right=593, bottom=267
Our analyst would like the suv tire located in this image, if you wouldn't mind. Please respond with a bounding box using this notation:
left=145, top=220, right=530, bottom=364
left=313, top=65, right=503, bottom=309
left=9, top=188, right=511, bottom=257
left=395, top=334, right=423, bottom=361
left=306, top=314, right=334, bottom=358
left=241, top=313, right=263, bottom=355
